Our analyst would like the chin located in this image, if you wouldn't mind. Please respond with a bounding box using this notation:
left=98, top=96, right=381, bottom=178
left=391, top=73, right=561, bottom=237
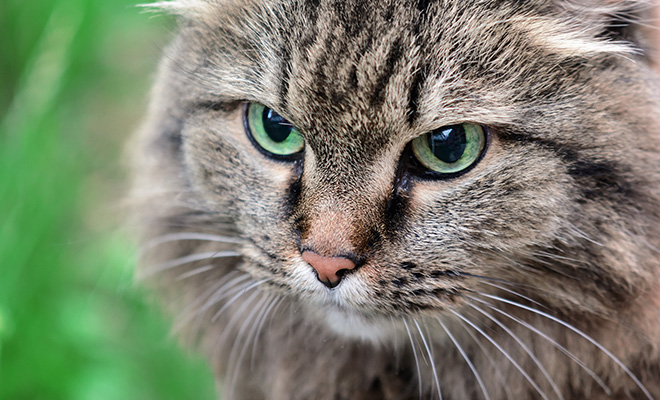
left=320, top=305, right=400, bottom=344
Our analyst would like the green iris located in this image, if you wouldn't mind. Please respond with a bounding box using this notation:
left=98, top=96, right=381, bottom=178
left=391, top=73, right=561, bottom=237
left=411, top=123, right=486, bottom=174
left=246, top=103, right=304, bottom=157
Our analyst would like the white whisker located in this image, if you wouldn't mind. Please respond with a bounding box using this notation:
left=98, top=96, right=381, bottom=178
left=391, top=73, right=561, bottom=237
left=480, top=293, right=653, bottom=400
left=176, top=274, right=252, bottom=333
left=413, top=319, right=442, bottom=400
left=531, top=250, right=586, bottom=266
left=250, top=296, right=283, bottom=369
left=212, top=279, right=269, bottom=322
left=450, top=310, right=551, bottom=400
left=403, top=318, right=423, bottom=400
left=175, top=264, right=214, bottom=280
left=172, top=271, right=245, bottom=334
left=467, top=294, right=611, bottom=394
left=438, top=318, right=491, bottom=400
left=142, top=232, right=245, bottom=250
left=226, top=292, right=273, bottom=400
left=460, top=320, right=514, bottom=398
left=215, top=289, right=263, bottom=349
left=477, top=280, right=549, bottom=310
left=139, top=250, right=240, bottom=278
left=192, top=273, right=251, bottom=317
left=467, top=302, right=564, bottom=400
left=566, top=222, right=603, bottom=247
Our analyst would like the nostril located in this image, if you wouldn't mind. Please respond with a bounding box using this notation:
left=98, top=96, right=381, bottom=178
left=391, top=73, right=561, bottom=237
left=320, top=277, right=340, bottom=289
left=301, top=250, right=357, bottom=288
left=335, top=268, right=350, bottom=278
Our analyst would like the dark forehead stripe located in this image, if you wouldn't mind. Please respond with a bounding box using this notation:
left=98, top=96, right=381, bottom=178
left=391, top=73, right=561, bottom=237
left=407, top=65, right=427, bottom=125
left=282, top=0, right=416, bottom=109
left=370, top=36, right=405, bottom=108
left=278, top=1, right=321, bottom=112
left=275, top=0, right=528, bottom=126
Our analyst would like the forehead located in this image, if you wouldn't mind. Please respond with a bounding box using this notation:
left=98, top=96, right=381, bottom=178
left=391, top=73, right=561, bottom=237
left=176, top=0, right=628, bottom=146
left=270, top=0, right=572, bottom=144
left=276, top=1, right=512, bottom=138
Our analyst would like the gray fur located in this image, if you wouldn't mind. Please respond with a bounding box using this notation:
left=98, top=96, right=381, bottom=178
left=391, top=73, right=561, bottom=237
left=131, top=0, right=660, bottom=398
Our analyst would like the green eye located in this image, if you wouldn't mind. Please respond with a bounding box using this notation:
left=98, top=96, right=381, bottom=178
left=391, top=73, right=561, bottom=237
left=245, top=103, right=304, bottom=158
left=411, top=123, right=486, bottom=175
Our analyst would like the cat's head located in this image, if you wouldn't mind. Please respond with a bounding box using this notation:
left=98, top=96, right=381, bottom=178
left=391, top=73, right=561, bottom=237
left=134, top=0, right=660, bottom=342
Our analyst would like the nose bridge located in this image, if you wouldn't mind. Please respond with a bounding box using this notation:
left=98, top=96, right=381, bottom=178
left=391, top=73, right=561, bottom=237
left=296, top=137, right=398, bottom=257
left=299, top=187, right=369, bottom=256
left=298, top=167, right=384, bottom=258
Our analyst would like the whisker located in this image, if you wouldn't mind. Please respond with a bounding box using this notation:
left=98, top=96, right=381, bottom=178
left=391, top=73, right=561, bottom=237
left=250, top=296, right=283, bottom=369
left=437, top=318, right=491, bottom=400
left=413, top=319, right=443, bottom=400
left=566, top=222, right=603, bottom=247
left=142, top=232, right=245, bottom=250
left=214, top=289, right=265, bottom=396
left=175, top=264, right=214, bottom=280
left=479, top=293, right=653, bottom=400
left=531, top=250, right=586, bottom=266
left=138, top=250, right=240, bottom=278
left=460, top=320, right=515, bottom=399
left=211, top=279, right=269, bottom=322
left=215, top=288, right=264, bottom=349
left=457, top=272, right=544, bottom=294
left=403, top=318, right=423, bottom=400
left=193, top=273, right=251, bottom=316
left=455, top=271, right=515, bottom=285
left=467, top=294, right=610, bottom=395
left=226, top=292, right=274, bottom=400
left=233, top=293, right=273, bottom=359
left=450, top=310, right=551, bottom=400
left=173, top=273, right=251, bottom=334
left=171, top=271, right=242, bottom=331
left=476, top=280, right=549, bottom=311
left=467, top=302, right=564, bottom=400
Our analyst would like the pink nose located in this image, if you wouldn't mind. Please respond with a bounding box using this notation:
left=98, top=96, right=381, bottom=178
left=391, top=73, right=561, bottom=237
left=301, top=251, right=357, bottom=288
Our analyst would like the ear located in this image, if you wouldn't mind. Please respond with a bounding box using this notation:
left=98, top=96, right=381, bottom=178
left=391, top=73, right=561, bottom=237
left=651, top=2, right=660, bottom=70
left=138, top=0, right=221, bottom=20
left=555, top=0, right=660, bottom=64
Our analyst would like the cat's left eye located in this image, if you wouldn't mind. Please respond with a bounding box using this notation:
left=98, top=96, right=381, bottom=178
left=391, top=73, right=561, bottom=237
left=411, top=123, right=487, bottom=176
left=244, top=103, right=304, bottom=159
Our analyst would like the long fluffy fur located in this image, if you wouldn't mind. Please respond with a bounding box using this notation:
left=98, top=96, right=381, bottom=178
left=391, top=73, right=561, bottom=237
left=132, top=0, right=660, bottom=399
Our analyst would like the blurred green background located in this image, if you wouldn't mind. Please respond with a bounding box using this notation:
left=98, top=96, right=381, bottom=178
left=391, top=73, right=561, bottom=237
left=0, top=0, right=216, bottom=399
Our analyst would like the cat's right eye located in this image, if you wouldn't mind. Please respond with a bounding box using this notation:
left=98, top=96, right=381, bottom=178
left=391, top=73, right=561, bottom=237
left=244, top=103, right=304, bottom=159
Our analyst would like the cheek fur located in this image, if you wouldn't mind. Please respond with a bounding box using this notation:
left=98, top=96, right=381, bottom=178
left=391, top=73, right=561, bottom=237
left=132, top=1, right=660, bottom=398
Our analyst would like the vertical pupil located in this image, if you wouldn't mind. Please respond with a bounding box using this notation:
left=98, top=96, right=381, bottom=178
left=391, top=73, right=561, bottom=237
left=427, top=124, right=466, bottom=164
left=262, top=108, right=292, bottom=143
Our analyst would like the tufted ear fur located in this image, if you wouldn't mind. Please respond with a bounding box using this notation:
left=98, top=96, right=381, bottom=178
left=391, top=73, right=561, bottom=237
left=138, top=0, right=209, bottom=15
left=555, top=0, right=660, bottom=62
left=652, top=1, right=660, bottom=68
left=138, top=0, right=231, bottom=22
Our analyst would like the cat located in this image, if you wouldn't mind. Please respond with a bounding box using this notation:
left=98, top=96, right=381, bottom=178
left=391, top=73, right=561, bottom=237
left=130, top=0, right=660, bottom=399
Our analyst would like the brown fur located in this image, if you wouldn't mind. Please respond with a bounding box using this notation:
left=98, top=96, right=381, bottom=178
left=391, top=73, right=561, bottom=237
left=131, top=0, right=660, bottom=398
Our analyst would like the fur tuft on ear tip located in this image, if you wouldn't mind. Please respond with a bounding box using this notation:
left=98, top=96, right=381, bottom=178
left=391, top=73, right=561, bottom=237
left=136, top=0, right=215, bottom=18
left=559, top=0, right=654, bottom=10
left=552, top=0, right=660, bottom=57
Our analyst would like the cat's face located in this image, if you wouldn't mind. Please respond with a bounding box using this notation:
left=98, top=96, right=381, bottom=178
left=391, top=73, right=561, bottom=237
left=136, top=0, right=660, bottom=343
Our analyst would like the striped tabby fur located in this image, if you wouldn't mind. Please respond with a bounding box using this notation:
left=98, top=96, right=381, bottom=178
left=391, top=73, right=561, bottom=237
left=131, top=0, right=660, bottom=398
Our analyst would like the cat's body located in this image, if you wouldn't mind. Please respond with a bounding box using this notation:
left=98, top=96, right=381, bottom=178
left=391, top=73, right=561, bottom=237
left=132, top=0, right=660, bottom=398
